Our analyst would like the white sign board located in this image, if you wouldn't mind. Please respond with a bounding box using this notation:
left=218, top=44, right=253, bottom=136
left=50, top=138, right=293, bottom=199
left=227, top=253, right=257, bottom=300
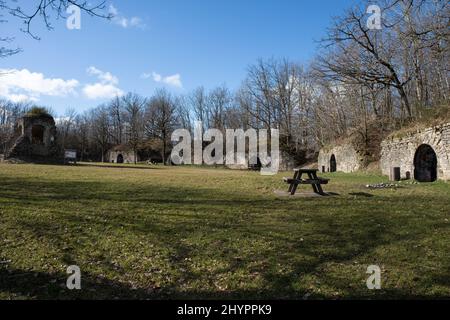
left=65, top=150, right=77, bottom=159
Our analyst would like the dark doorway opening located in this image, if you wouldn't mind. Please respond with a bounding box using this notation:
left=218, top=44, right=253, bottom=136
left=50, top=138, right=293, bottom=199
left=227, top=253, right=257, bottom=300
left=330, top=154, right=337, bottom=172
left=117, top=154, right=124, bottom=164
left=414, top=144, right=437, bottom=182
left=16, top=125, right=23, bottom=135
left=31, top=125, right=45, bottom=144
left=248, top=157, right=262, bottom=171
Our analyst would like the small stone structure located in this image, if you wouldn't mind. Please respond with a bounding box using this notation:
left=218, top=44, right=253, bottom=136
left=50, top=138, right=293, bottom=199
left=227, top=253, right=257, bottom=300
left=4, top=112, right=58, bottom=160
left=279, top=152, right=298, bottom=171
left=318, top=143, right=363, bottom=173
left=108, top=145, right=139, bottom=164
left=226, top=152, right=297, bottom=171
left=380, top=123, right=450, bottom=181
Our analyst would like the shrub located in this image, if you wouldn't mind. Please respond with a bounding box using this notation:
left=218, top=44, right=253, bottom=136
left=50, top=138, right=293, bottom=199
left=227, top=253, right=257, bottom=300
left=26, top=106, right=53, bottom=118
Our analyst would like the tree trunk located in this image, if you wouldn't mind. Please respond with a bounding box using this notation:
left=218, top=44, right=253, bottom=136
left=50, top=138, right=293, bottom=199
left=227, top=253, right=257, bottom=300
left=396, top=85, right=412, bottom=119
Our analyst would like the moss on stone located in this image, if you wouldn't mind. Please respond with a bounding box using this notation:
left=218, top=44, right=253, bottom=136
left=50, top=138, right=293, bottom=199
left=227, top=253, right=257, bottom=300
left=25, top=107, right=53, bottom=118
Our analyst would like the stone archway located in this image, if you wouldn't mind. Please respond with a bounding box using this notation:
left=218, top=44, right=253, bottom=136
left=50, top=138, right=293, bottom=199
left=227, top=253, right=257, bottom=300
left=330, top=154, right=337, bottom=172
left=414, top=144, right=437, bottom=182
left=117, top=154, right=124, bottom=164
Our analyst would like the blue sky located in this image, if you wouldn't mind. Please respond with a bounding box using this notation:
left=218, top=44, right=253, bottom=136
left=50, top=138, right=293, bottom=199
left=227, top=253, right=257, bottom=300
left=0, top=0, right=356, bottom=115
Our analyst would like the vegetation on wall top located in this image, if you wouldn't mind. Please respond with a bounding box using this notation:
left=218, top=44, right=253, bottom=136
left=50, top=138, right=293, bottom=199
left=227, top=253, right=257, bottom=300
left=25, top=107, right=53, bottom=119
left=387, top=105, right=450, bottom=140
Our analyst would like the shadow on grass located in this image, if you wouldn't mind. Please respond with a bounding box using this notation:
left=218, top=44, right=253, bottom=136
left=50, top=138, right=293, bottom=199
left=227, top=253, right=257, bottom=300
left=0, top=267, right=155, bottom=300
left=348, top=192, right=374, bottom=197
left=1, top=175, right=449, bottom=299
left=0, top=176, right=288, bottom=210
left=1, top=264, right=447, bottom=300
left=77, top=163, right=161, bottom=170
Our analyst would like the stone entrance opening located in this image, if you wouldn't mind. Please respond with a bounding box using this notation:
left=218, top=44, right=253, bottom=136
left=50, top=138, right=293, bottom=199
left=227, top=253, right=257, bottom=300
left=414, top=144, right=437, bottom=182
left=31, top=125, right=45, bottom=145
left=15, top=125, right=23, bottom=136
left=117, top=154, right=124, bottom=164
left=330, top=154, right=337, bottom=172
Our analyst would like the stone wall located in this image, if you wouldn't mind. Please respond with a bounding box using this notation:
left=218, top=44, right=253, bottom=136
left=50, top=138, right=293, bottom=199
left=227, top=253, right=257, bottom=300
left=6, top=114, right=58, bottom=160
left=380, top=123, right=450, bottom=181
left=226, top=152, right=297, bottom=171
left=108, top=150, right=138, bottom=164
left=318, top=143, right=363, bottom=173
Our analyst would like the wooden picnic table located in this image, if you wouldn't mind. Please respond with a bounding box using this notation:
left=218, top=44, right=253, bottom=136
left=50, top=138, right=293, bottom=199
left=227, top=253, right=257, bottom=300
left=283, top=168, right=329, bottom=196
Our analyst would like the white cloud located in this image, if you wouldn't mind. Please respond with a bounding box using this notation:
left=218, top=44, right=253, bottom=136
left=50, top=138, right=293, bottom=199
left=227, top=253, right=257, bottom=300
left=109, top=4, right=146, bottom=29
left=140, top=72, right=152, bottom=80
left=109, top=4, right=119, bottom=17
left=163, top=74, right=183, bottom=88
left=109, top=4, right=119, bottom=16
left=152, top=72, right=163, bottom=82
left=149, top=72, right=183, bottom=88
left=0, top=68, right=79, bottom=102
left=87, top=66, right=119, bottom=85
left=130, top=17, right=144, bottom=28
left=83, top=83, right=124, bottom=100
left=83, top=66, right=124, bottom=100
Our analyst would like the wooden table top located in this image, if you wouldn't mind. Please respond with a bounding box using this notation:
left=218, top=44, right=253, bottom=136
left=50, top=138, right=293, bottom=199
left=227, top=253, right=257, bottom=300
left=294, top=168, right=319, bottom=172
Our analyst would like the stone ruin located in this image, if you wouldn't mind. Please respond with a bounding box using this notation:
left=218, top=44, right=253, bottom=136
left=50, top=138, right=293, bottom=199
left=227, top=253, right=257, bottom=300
left=317, top=122, right=450, bottom=182
left=226, top=152, right=297, bottom=171
left=107, top=145, right=140, bottom=164
left=318, top=143, right=364, bottom=173
left=2, top=112, right=59, bottom=161
left=380, top=123, right=450, bottom=182
left=317, top=123, right=386, bottom=174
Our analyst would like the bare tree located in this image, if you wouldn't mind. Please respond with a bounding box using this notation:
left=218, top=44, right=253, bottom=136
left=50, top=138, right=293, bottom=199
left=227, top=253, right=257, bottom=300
left=190, top=86, right=208, bottom=129
left=243, top=59, right=277, bottom=130
left=144, top=89, right=178, bottom=165
left=108, top=96, right=124, bottom=145
left=242, top=58, right=316, bottom=154
left=90, top=105, right=110, bottom=162
left=175, top=94, right=192, bottom=133
left=316, top=3, right=413, bottom=118
left=207, top=85, right=232, bottom=130
left=0, top=0, right=111, bottom=57
left=58, top=107, right=76, bottom=151
left=317, top=0, right=449, bottom=121
left=122, top=93, right=145, bottom=164
left=74, top=113, right=89, bottom=161
left=0, top=99, right=29, bottom=155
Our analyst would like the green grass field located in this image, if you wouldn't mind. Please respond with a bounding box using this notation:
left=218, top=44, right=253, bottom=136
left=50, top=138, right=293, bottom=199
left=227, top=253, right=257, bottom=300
left=0, top=163, right=449, bottom=299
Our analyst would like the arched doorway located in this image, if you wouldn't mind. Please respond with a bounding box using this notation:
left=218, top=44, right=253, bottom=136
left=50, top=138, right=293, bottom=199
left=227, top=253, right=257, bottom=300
left=31, top=125, right=45, bottom=144
left=16, top=125, right=23, bottom=135
left=414, top=144, right=437, bottom=182
left=117, top=154, right=124, bottom=164
left=248, top=156, right=262, bottom=171
left=330, top=154, right=337, bottom=172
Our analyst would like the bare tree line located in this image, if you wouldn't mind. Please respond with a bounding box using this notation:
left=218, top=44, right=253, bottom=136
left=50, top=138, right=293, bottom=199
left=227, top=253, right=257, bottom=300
left=59, top=88, right=244, bottom=163
left=0, top=0, right=448, bottom=165
left=315, top=0, right=449, bottom=142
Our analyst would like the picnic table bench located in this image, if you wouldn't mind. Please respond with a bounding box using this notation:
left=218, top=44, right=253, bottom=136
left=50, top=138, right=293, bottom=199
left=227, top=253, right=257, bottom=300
left=283, top=168, right=329, bottom=195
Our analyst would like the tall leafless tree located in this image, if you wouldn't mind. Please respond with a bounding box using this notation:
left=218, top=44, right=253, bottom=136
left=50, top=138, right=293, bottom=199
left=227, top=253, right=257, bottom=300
left=144, top=89, right=178, bottom=165
left=123, top=93, right=145, bottom=164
